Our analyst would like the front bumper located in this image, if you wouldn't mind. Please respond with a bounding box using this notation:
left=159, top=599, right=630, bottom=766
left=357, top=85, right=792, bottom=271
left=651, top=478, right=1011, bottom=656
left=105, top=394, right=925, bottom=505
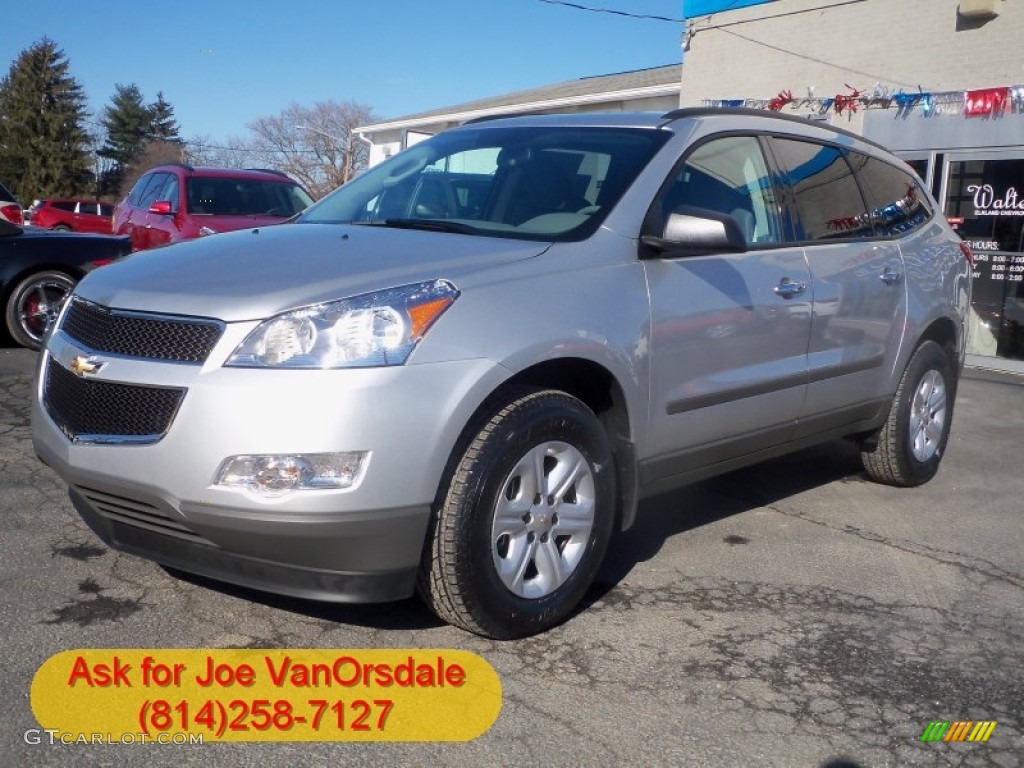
left=66, top=483, right=426, bottom=602
left=32, top=328, right=506, bottom=602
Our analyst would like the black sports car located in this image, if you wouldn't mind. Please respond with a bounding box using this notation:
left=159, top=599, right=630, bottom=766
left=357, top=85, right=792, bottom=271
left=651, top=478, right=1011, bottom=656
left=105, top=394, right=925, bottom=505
left=1, top=218, right=132, bottom=349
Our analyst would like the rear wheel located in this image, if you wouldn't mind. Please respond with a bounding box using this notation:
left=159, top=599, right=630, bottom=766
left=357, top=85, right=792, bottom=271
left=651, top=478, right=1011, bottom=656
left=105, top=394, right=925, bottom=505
left=861, top=341, right=955, bottom=486
left=419, top=389, right=615, bottom=639
left=4, top=270, right=76, bottom=350
left=52, top=224, right=72, bottom=232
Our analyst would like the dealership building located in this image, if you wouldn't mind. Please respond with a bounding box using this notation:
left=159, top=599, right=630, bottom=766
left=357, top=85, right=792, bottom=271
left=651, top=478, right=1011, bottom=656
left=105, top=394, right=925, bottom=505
left=357, top=0, right=1024, bottom=373
left=683, top=0, right=1024, bottom=373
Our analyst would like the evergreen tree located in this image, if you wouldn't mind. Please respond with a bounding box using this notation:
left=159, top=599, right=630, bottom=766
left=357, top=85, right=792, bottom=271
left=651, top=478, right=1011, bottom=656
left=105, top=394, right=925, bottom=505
left=0, top=38, right=93, bottom=200
left=148, top=91, right=180, bottom=142
left=98, top=83, right=151, bottom=194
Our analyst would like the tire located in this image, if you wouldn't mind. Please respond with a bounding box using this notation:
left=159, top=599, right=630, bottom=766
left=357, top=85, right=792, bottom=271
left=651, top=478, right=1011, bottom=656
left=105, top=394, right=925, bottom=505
left=861, top=340, right=956, bottom=487
left=419, top=389, right=616, bottom=639
left=52, top=224, right=72, bottom=232
left=4, top=270, right=77, bottom=350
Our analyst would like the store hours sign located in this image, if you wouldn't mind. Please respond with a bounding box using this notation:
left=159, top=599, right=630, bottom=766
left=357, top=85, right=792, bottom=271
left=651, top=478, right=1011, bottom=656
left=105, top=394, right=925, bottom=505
left=971, top=251, right=1024, bottom=283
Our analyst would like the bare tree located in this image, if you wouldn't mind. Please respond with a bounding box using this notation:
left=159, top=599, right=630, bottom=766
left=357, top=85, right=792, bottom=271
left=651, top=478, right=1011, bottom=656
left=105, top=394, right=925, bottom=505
left=245, top=100, right=377, bottom=198
left=183, top=134, right=251, bottom=170
left=118, top=139, right=186, bottom=198
left=86, top=128, right=115, bottom=200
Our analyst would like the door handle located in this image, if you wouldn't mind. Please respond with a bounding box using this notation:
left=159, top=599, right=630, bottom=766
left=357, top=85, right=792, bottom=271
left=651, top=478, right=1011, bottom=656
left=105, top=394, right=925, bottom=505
left=880, top=266, right=902, bottom=285
left=774, top=277, right=807, bottom=299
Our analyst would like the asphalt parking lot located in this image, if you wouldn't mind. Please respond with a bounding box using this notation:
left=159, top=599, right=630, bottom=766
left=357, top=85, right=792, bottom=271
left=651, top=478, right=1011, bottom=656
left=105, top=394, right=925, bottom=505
left=1, top=346, right=1021, bottom=768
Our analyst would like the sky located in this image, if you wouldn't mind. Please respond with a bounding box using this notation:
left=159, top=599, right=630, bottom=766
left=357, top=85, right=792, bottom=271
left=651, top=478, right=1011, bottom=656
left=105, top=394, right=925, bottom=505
left=1, top=0, right=685, bottom=144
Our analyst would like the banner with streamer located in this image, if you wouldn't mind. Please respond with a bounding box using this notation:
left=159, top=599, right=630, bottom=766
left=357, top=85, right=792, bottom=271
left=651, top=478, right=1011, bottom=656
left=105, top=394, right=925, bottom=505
left=702, top=83, right=1024, bottom=119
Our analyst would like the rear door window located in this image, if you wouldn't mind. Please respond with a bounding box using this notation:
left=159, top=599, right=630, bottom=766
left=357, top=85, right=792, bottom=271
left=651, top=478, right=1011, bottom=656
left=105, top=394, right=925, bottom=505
left=770, top=139, right=871, bottom=241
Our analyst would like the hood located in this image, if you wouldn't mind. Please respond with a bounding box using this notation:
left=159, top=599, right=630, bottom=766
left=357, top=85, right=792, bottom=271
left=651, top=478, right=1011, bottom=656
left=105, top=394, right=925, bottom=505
left=75, top=222, right=548, bottom=321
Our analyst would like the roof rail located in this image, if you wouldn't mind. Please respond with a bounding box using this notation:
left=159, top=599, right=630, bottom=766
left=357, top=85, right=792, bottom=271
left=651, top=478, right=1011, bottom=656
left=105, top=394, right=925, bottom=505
left=462, top=110, right=550, bottom=126
left=244, top=168, right=290, bottom=178
left=660, top=106, right=887, bottom=151
left=155, top=161, right=195, bottom=172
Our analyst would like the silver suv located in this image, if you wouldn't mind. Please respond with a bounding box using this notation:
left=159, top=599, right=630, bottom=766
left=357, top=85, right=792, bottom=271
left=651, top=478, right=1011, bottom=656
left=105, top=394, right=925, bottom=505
left=32, top=109, right=972, bottom=639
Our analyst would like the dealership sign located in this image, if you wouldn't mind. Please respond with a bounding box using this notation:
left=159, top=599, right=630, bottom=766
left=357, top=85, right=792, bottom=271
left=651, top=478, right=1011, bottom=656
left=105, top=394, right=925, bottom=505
left=683, top=0, right=774, bottom=15
left=968, top=184, right=1024, bottom=216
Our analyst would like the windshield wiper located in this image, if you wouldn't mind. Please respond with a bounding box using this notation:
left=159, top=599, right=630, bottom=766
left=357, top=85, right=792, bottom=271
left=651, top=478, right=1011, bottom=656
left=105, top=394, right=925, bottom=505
left=368, top=218, right=480, bottom=235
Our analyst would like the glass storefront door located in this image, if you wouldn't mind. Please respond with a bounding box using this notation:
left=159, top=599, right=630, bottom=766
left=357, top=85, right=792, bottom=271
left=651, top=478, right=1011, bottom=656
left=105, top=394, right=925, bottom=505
left=942, top=152, right=1024, bottom=369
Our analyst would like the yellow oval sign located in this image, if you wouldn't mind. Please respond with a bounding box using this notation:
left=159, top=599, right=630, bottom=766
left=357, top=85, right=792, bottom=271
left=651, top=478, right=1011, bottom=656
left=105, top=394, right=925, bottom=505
left=31, top=649, right=501, bottom=742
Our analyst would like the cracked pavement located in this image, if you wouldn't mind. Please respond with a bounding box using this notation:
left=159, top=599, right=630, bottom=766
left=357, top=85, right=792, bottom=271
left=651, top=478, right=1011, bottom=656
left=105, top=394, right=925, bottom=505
left=1, top=347, right=1021, bottom=767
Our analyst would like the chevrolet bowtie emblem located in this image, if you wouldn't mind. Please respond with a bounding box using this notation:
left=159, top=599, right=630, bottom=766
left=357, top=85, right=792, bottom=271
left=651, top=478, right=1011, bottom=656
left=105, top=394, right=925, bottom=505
left=70, top=355, right=105, bottom=377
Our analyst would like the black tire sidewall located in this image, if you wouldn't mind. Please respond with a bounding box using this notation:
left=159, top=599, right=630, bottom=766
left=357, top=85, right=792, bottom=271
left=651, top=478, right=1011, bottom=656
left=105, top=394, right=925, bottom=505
left=5, top=271, right=75, bottom=350
left=891, top=342, right=955, bottom=485
left=453, top=393, right=615, bottom=638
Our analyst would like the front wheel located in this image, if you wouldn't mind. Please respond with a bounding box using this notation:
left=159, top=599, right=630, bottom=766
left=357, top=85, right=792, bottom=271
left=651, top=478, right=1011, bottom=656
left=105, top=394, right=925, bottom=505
left=5, top=270, right=76, bottom=350
left=861, top=340, right=956, bottom=486
left=419, top=389, right=616, bottom=639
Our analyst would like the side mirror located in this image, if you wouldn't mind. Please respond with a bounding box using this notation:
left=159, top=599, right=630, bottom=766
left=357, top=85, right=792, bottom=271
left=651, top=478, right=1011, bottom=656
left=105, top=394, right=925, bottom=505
left=148, top=200, right=173, bottom=215
left=641, top=205, right=747, bottom=257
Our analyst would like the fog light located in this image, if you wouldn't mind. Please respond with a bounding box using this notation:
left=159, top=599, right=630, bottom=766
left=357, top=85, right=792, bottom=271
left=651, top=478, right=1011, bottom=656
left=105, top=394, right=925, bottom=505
left=215, top=452, right=369, bottom=495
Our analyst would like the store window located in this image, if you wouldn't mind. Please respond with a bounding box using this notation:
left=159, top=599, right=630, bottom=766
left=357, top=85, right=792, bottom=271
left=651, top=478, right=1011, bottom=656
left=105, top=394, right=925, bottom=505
left=904, top=159, right=928, bottom=185
left=946, top=158, right=1024, bottom=361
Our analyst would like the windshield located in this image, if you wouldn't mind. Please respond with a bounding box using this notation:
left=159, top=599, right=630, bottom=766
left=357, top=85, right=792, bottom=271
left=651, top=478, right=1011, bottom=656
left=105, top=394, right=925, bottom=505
left=297, top=125, right=669, bottom=240
left=185, top=177, right=314, bottom=217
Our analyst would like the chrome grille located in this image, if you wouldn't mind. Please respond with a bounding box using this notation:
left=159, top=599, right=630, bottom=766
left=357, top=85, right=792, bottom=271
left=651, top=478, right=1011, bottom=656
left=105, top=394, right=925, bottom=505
left=44, top=358, right=185, bottom=442
left=74, top=485, right=211, bottom=545
left=62, top=298, right=222, bottom=363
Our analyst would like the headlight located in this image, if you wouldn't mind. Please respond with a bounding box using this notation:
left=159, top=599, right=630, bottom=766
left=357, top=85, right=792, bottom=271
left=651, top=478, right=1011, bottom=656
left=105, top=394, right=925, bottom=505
left=226, top=279, right=458, bottom=368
